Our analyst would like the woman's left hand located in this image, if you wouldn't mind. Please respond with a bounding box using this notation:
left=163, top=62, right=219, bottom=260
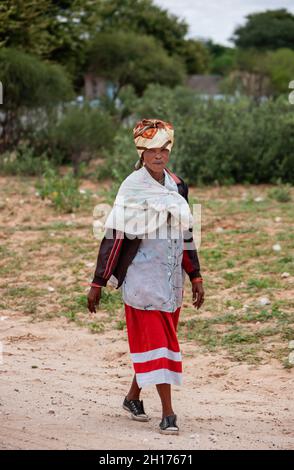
left=192, top=282, right=204, bottom=309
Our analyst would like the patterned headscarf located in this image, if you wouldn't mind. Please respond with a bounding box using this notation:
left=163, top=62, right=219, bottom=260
left=133, top=118, right=174, bottom=169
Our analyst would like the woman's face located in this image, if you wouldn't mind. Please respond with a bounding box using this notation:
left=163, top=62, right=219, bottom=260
left=142, top=147, right=169, bottom=172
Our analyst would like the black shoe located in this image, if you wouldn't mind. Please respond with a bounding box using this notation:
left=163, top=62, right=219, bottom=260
left=159, top=414, right=179, bottom=435
left=123, top=396, right=150, bottom=422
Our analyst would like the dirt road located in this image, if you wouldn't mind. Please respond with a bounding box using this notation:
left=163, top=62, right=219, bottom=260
left=1, top=312, right=293, bottom=450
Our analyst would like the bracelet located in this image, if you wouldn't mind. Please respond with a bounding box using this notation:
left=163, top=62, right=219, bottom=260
left=191, top=277, right=203, bottom=283
left=90, top=282, right=103, bottom=288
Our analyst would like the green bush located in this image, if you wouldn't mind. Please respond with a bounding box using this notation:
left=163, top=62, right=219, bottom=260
left=103, top=84, right=294, bottom=185
left=96, top=127, right=138, bottom=182
left=268, top=183, right=292, bottom=202
left=35, top=163, right=86, bottom=213
left=50, top=103, right=116, bottom=173
left=0, top=142, right=51, bottom=176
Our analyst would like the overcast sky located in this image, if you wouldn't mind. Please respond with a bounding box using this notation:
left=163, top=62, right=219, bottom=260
left=154, top=0, right=294, bottom=46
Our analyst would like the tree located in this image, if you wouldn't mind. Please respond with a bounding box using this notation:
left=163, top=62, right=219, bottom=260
left=231, top=9, right=294, bottom=50
left=204, top=39, right=237, bottom=75
left=0, top=0, right=101, bottom=85
left=222, top=48, right=272, bottom=100
left=264, top=48, right=294, bottom=95
left=96, top=0, right=210, bottom=75
left=86, top=30, right=186, bottom=98
left=0, top=0, right=53, bottom=56
left=97, top=0, right=188, bottom=55
left=0, top=47, right=74, bottom=150
left=178, top=39, right=210, bottom=74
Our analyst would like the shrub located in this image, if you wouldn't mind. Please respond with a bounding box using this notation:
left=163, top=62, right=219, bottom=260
left=110, top=84, right=294, bottom=185
left=268, top=184, right=292, bottom=202
left=0, top=142, right=51, bottom=176
left=35, top=163, right=85, bottom=213
left=51, top=103, right=116, bottom=174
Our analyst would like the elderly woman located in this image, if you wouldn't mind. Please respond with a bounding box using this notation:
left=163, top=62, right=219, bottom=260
left=87, top=118, right=204, bottom=435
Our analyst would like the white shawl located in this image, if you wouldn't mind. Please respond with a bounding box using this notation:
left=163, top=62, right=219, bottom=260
left=104, top=166, right=193, bottom=237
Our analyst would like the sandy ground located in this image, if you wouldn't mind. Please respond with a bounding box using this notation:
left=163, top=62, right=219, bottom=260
left=1, top=312, right=293, bottom=450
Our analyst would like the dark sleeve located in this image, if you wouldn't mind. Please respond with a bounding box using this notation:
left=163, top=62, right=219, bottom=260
left=92, top=228, right=124, bottom=286
left=181, top=181, right=202, bottom=280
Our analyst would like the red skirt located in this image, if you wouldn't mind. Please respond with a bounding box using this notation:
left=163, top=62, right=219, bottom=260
left=124, top=303, right=182, bottom=388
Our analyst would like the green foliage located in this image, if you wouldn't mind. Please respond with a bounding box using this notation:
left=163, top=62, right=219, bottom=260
left=227, top=47, right=294, bottom=97
left=0, top=0, right=54, bottom=56
left=0, top=47, right=74, bottom=110
left=0, top=0, right=100, bottom=81
left=177, top=38, right=210, bottom=74
left=268, top=184, right=292, bottom=203
left=0, top=142, right=51, bottom=176
left=210, top=48, right=237, bottom=76
left=264, top=48, right=294, bottom=94
left=0, top=47, right=74, bottom=151
left=231, top=9, right=294, bottom=50
left=51, top=103, right=116, bottom=172
left=101, top=84, right=294, bottom=185
left=205, top=40, right=237, bottom=75
left=86, top=30, right=186, bottom=97
left=35, top=163, right=83, bottom=213
left=97, top=126, right=138, bottom=183
left=97, top=0, right=188, bottom=55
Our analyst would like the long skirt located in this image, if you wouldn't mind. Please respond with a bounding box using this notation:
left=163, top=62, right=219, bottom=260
left=124, top=302, right=183, bottom=388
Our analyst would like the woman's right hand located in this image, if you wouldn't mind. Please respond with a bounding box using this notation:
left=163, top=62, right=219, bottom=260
left=87, top=286, right=102, bottom=313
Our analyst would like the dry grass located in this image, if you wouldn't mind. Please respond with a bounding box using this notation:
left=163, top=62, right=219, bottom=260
left=0, top=176, right=293, bottom=367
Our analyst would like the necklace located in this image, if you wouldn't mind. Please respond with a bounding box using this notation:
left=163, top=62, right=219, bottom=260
left=157, top=173, right=165, bottom=185
left=155, top=170, right=165, bottom=185
left=144, top=166, right=165, bottom=185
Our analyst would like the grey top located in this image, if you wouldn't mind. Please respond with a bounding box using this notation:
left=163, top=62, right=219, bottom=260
left=120, top=168, right=186, bottom=312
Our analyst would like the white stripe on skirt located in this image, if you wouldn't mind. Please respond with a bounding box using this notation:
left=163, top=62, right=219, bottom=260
left=131, top=346, right=182, bottom=363
left=135, top=369, right=183, bottom=388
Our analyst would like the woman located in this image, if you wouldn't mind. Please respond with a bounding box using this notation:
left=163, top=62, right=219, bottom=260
left=87, top=118, right=204, bottom=435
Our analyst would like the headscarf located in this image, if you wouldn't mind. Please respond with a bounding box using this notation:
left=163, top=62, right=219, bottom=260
left=103, top=118, right=193, bottom=238
left=133, top=118, right=174, bottom=169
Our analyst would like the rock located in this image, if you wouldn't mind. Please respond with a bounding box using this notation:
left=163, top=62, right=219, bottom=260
left=274, top=217, right=281, bottom=222
left=281, top=272, right=290, bottom=278
left=254, top=197, right=264, bottom=202
left=85, top=262, right=95, bottom=268
left=215, top=227, right=224, bottom=233
left=288, top=340, right=294, bottom=350
left=258, top=297, right=271, bottom=306
left=47, top=286, right=55, bottom=292
left=288, top=351, right=294, bottom=365
left=272, top=243, right=281, bottom=252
